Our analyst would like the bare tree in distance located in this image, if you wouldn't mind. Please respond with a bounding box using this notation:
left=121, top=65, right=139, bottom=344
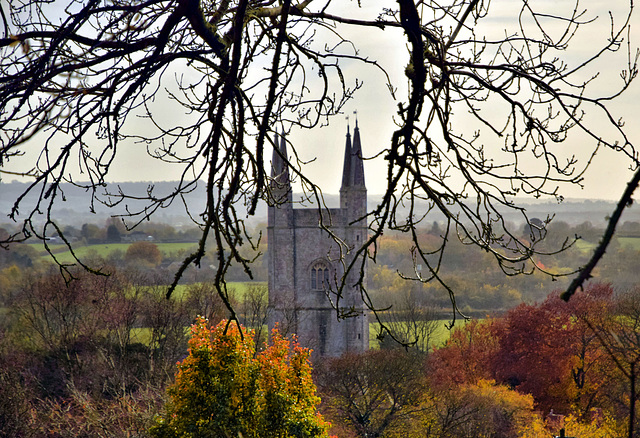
left=237, top=284, right=271, bottom=349
left=378, top=289, right=440, bottom=354
left=0, top=0, right=637, bottom=328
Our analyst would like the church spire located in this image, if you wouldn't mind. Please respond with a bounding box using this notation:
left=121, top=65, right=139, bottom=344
left=350, top=122, right=365, bottom=187
left=340, top=123, right=352, bottom=191
left=271, top=131, right=289, bottom=182
left=340, top=120, right=365, bottom=190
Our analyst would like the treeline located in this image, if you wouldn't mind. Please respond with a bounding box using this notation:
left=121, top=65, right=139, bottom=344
left=25, top=219, right=204, bottom=245
left=0, top=228, right=266, bottom=284
left=317, top=284, right=638, bottom=437
left=3, top=217, right=640, bottom=310
left=369, top=219, right=640, bottom=312
left=0, top=263, right=270, bottom=437
left=2, top=263, right=637, bottom=437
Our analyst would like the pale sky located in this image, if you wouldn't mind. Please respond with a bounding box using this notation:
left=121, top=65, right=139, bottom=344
left=285, top=0, right=640, bottom=201
left=3, top=0, right=639, bottom=202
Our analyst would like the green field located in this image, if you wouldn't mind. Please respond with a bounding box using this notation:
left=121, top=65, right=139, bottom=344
left=28, top=241, right=199, bottom=263
left=369, top=319, right=457, bottom=351
left=128, top=319, right=453, bottom=350
left=574, top=239, right=597, bottom=252
left=618, top=236, right=640, bottom=250
left=564, top=236, right=640, bottom=253
left=168, top=281, right=267, bottom=300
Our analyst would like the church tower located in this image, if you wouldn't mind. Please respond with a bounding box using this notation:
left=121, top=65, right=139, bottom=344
left=267, top=123, right=369, bottom=357
left=267, top=133, right=296, bottom=335
left=340, top=119, right=367, bottom=240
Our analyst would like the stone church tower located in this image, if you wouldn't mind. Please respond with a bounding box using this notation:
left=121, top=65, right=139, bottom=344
left=267, top=122, right=369, bottom=357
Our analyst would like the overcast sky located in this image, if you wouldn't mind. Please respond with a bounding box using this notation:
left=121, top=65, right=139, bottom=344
left=285, top=0, right=640, bottom=201
left=4, top=0, right=639, bottom=202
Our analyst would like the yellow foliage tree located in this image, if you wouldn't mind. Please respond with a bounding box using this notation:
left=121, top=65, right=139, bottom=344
left=150, top=317, right=330, bottom=438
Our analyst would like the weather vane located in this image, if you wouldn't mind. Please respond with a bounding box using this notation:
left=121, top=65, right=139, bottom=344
left=346, top=110, right=358, bottom=134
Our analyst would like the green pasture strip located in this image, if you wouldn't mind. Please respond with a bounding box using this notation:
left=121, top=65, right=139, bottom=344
left=32, top=242, right=199, bottom=263
left=574, top=240, right=597, bottom=252
left=165, top=284, right=189, bottom=300
left=45, top=243, right=131, bottom=263
left=138, top=281, right=267, bottom=301
left=184, top=281, right=267, bottom=300
left=225, top=281, right=267, bottom=299
left=618, top=237, right=640, bottom=250
left=27, top=242, right=73, bottom=256
left=122, top=284, right=189, bottom=300
left=155, top=242, right=199, bottom=254
left=369, top=319, right=456, bottom=351
left=575, top=237, right=640, bottom=252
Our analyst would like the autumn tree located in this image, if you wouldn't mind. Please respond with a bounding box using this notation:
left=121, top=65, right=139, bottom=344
left=125, top=241, right=163, bottom=267
left=487, top=288, right=613, bottom=414
left=428, top=286, right=615, bottom=416
left=0, top=0, right=637, bottom=320
left=582, top=287, right=640, bottom=438
left=150, top=317, right=329, bottom=438
left=10, top=267, right=117, bottom=398
left=238, top=284, right=271, bottom=349
left=106, top=224, right=122, bottom=243
left=491, top=295, right=581, bottom=413
left=181, top=281, right=231, bottom=324
left=564, top=283, right=615, bottom=416
left=316, top=349, right=426, bottom=438
left=0, top=243, right=39, bottom=270
left=0, top=368, right=32, bottom=437
left=428, top=319, right=500, bottom=388
left=428, top=379, right=541, bottom=438
left=137, top=284, right=193, bottom=383
left=80, top=223, right=102, bottom=244
left=5, top=265, right=192, bottom=403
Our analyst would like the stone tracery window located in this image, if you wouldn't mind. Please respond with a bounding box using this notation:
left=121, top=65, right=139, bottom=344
left=310, top=261, right=330, bottom=290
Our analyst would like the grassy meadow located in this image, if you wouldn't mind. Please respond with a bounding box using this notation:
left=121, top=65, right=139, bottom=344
left=618, top=236, right=640, bottom=250
left=369, top=319, right=457, bottom=351
left=167, top=281, right=267, bottom=301
left=27, top=241, right=199, bottom=263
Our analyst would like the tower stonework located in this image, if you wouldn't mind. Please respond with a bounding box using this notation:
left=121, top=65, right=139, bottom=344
left=267, top=124, right=369, bottom=357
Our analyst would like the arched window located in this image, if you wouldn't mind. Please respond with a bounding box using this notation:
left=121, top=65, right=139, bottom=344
left=310, top=261, right=331, bottom=290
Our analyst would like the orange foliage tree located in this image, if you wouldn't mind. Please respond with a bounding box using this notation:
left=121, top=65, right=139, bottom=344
left=150, top=317, right=330, bottom=438
left=428, top=319, right=501, bottom=387
left=429, top=285, right=614, bottom=417
left=492, top=287, right=614, bottom=415
left=491, top=295, right=579, bottom=413
left=432, top=379, right=540, bottom=438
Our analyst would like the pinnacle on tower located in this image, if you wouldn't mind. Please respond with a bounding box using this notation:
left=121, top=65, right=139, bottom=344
left=270, top=131, right=292, bottom=203
left=341, top=121, right=365, bottom=189
left=350, top=122, right=365, bottom=187
left=340, top=125, right=352, bottom=191
left=271, top=131, right=290, bottom=185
